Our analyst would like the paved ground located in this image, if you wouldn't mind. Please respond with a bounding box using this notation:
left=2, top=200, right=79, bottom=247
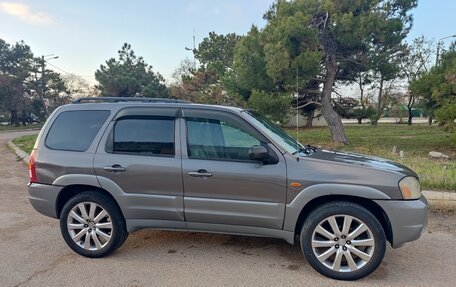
left=0, top=130, right=39, bottom=140
left=1, top=130, right=455, bottom=287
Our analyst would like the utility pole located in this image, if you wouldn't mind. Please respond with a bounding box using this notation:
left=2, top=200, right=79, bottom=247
left=41, top=56, right=46, bottom=102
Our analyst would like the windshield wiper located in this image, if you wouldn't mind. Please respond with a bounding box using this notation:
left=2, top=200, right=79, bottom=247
left=292, top=144, right=318, bottom=155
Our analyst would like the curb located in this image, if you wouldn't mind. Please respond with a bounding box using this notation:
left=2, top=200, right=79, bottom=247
left=7, top=139, right=30, bottom=166
left=422, top=190, right=456, bottom=211
left=6, top=137, right=456, bottom=212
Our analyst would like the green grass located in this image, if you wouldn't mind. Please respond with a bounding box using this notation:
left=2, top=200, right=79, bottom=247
left=12, top=134, right=38, bottom=154
left=0, top=123, right=43, bottom=131
left=11, top=123, right=455, bottom=191
left=289, top=124, right=456, bottom=191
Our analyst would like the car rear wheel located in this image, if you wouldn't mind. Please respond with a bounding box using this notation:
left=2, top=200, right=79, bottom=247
left=60, top=191, right=128, bottom=258
left=300, top=201, right=386, bottom=280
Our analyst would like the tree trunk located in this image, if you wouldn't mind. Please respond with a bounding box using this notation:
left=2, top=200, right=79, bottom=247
left=428, top=115, right=433, bottom=125
left=373, top=76, right=384, bottom=127
left=407, top=107, right=413, bottom=125
left=21, top=111, right=27, bottom=126
left=321, top=55, right=349, bottom=144
left=10, top=110, right=19, bottom=127
left=407, top=93, right=414, bottom=125
left=313, top=11, right=348, bottom=144
left=359, top=74, right=365, bottom=110
left=377, top=76, right=384, bottom=112
left=357, top=76, right=364, bottom=125
left=305, top=110, right=314, bottom=128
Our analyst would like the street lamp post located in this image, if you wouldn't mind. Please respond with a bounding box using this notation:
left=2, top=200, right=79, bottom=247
left=185, top=29, right=196, bottom=70
left=435, top=34, right=456, bottom=66
left=41, top=54, right=59, bottom=115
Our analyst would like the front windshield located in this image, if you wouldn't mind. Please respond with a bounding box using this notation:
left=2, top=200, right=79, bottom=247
left=244, top=111, right=304, bottom=154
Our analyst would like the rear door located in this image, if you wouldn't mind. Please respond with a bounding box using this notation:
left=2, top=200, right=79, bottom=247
left=181, top=109, right=287, bottom=230
left=94, top=107, right=184, bottom=223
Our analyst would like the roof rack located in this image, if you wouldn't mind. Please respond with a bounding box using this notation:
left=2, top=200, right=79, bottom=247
left=72, top=97, right=188, bottom=104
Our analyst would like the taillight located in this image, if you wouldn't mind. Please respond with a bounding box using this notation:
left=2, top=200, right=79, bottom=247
left=29, top=149, right=38, bottom=183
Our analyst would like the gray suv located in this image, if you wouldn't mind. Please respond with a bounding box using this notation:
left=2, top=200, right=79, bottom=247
left=28, top=97, right=428, bottom=280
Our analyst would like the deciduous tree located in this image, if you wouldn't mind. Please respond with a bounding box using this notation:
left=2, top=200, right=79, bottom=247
left=400, top=36, right=434, bottom=125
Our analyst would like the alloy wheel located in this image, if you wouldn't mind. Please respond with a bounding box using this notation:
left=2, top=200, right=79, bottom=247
left=311, top=214, right=375, bottom=272
left=67, top=202, right=113, bottom=251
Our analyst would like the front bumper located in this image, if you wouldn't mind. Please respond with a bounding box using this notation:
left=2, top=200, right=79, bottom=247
left=374, top=196, right=428, bottom=248
left=28, top=182, right=62, bottom=219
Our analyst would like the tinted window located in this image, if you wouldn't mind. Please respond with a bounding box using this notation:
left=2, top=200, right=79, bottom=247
left=221, top=123, right=260, bottom=147
left=113, top=117, right=175, bottom=156
left=187, top=117, right=260, bottom=161
left=46, top=110, right=110, bottom=151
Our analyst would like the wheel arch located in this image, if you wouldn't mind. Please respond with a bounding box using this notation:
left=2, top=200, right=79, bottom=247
left=293, top=195, right=393, bottom=245
left=56, top=184, right=123, bottom=220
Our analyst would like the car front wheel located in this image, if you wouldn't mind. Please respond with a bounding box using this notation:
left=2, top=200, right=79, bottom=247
left=300, top=201, right=386, bottom=280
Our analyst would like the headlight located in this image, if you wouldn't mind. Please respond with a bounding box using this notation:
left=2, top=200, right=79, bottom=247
left=398, top=176, right=421, bottom=200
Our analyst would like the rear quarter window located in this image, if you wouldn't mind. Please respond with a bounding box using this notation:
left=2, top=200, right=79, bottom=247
left=45, top=110, right=110, bottom=151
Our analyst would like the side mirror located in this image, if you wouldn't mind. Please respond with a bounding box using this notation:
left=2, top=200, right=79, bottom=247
left=249, top=145, right=270, bottom=162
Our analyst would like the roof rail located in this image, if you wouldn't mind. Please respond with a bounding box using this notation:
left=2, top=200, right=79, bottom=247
left=72, top=97, right=188, bottom=104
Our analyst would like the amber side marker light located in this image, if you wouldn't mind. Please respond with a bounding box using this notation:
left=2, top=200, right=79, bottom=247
left=290, top=182, right=302, bottom=188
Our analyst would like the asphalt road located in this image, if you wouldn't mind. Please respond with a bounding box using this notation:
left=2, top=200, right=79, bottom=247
left=1, top=130, right=455, bottom=287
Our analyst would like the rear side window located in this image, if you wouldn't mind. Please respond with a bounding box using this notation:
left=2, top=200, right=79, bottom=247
left=113, top=117, right=175, bottom=156
left=45, top=110, right=110, bottom=151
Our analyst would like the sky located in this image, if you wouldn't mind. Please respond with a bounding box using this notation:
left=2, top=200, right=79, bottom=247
left=1, top=0, right=455, bottom=85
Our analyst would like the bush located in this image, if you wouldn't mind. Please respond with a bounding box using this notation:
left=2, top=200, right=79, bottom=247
left=248, top=90, right=292, bottom=125
left=353, top=107, right=376, bottom=124
left=387, top=104, right=408, bottom=119
left=435, top=103, right=456, bottom=131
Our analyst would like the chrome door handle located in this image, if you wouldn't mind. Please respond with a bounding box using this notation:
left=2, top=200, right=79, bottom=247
left=188, top=169, right=212, bottom=177
left=103, top=165, right=126, bottom=172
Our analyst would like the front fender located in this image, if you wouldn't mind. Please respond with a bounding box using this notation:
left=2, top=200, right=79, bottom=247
left=283, top=183, right=390, bottom=231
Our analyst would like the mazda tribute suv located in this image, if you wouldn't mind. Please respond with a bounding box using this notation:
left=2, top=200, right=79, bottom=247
left=27, top=97, right=428, bottom=280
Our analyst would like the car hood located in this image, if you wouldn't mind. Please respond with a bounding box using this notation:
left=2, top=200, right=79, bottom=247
left=308, top=149, right=418, bottom=178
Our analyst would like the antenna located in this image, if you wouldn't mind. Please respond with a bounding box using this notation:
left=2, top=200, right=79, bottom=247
left=296, top=67, right=299, bottom=151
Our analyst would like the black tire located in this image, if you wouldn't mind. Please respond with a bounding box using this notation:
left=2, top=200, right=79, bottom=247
left=116, top=225, right=129, bottom=249
left=300, top=201, right=386, bottom=280
left=60, top=191, right=128, bottom=258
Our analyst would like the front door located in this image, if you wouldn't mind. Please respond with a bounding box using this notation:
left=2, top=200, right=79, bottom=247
left=181, top=109, right=287, bottom=230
